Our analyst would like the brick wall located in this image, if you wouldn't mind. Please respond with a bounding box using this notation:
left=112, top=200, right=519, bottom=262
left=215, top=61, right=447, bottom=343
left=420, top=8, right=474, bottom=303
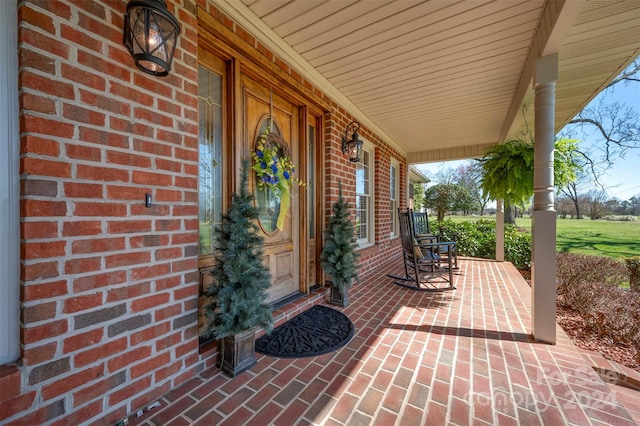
left=3, top=0, right=407, bottom=424
left=3, top=1, right=202, bottom=424
left=323, top=108, right=406, bottom=277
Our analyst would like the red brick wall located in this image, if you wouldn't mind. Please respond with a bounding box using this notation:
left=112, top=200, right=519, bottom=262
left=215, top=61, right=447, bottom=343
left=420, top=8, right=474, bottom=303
left=4, top=1, right=201, bottom=424
left=323, top=108, right=406, bottom=278
left=4, top=1, right=407, bottom=424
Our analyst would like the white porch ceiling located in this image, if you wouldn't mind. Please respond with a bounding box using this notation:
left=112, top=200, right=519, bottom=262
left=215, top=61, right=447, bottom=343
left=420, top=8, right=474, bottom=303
left=228, top=0, right=640, bottom=162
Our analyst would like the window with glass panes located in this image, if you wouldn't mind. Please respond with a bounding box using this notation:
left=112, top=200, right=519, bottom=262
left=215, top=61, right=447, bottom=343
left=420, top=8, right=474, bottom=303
left=390, top=160, right=399, bottom=237
left=356, top=147, right=373, bottom=245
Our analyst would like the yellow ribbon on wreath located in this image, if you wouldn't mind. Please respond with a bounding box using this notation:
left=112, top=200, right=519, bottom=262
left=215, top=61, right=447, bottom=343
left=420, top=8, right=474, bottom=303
left=276, top=183, right=290, bottom=231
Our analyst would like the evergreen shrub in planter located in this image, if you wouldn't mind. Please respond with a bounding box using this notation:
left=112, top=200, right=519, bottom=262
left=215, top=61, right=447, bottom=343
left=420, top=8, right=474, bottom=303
left=204, top=161, right=273, bottom=377
left=320, top=182, right=359, bottom=307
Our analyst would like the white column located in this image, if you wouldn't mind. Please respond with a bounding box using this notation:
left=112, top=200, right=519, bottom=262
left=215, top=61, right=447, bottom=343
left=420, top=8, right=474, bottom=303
left=495, top=199, right=504, bottom=262
left=532, top=54, right=558, bottom=344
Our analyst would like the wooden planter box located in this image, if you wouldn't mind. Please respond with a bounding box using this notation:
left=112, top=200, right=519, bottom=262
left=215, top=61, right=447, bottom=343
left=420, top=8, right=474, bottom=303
left=329, top=285, right=348, bottom=307
left=217, top=328, right=257, bottom=377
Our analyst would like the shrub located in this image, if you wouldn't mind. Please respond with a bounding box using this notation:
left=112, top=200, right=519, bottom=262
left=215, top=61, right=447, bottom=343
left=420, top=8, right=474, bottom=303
left=436, top=219, right=531, bottom=270
left=556, top=252, right=640, bottom=361
left=602, top=215, right=637, bottom=221
left=438, top=219, right=495, bottom=259
left=562, top=280, right=640, bottom=361
left=556, top=252, right=627, bottom=294
left=504, top=227, right=532, bottom=270
left=626, top=257, right=640, bottom=292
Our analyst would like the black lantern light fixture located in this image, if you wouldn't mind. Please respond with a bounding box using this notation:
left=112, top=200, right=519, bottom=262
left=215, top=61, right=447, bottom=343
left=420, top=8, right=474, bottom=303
left=123, top=0, right=180, bottom=77
left=342, top=121, right=363, bottom=163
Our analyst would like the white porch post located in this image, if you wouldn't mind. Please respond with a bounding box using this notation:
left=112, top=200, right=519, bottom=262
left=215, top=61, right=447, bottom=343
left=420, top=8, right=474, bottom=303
left=496, top=199, right=504, bottom=262
left=532, top=54, right=558, bottom=344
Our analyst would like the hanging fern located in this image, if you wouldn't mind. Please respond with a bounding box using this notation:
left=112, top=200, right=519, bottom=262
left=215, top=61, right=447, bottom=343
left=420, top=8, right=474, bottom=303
left=478, top=139, right=580, bottom=206
left=478, top=140, right=534, bottom=205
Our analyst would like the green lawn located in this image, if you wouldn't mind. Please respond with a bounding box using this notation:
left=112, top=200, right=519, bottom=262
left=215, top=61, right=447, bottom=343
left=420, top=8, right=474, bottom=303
left=442, top=215, right=640, bottom=259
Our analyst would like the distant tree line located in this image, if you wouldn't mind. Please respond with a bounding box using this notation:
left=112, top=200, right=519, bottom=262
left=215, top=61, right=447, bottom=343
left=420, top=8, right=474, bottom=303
left=417, top=157, right=640, bottom=221
left=557, top=191, right=640, bottom=220
left=419, top=60, right=640, bottom=223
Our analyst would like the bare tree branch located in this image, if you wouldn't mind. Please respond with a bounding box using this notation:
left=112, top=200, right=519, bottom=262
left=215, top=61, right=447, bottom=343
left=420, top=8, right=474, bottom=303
left=568, top=117, right=621, bottom=146
left=562, top=97, right=640, bottom=177
left=605, top=60, right=640, bottom=88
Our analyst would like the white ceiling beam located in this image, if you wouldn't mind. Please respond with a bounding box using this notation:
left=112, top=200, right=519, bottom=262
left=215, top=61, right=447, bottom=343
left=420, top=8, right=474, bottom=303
left=500, top=0, right=586, bottom=142
left=407, top=142, right=497, bottom=165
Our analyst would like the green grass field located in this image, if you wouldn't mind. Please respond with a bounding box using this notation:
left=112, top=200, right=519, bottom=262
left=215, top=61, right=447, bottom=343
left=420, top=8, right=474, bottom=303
left=442, top=215, right=640, bottom=259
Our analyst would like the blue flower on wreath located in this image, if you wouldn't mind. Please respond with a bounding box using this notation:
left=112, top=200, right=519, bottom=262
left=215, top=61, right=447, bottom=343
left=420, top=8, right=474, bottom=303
left=252, top=128, right=305, bottom=193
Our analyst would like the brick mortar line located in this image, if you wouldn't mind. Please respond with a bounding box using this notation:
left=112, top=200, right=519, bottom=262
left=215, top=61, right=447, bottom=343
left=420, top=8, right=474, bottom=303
left=344, top=278, right=416, bottom=425
left=397, top=289, right=441, bottom=425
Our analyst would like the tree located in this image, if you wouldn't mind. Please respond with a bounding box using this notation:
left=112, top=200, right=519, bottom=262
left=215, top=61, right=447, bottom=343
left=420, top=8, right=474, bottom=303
left=412, top=182, right=426, bottom=211
left=560, top=60, right=640, bottom=185
left=565, top=100, right=640, bottom=182
left=434, top=166, right=458, bottom=185
left=630, top=195, right=640, bottom=216
left=604, top=198, right=619, bottom=215
left=205, top=160, right=273, bottom=340
left=585, top=189, right=608, bottom=220
left=424, top=183, right=469, bottom=221
left=560, top=170, right=591, bottom=219
left=320, top=182, right=360, bottom=297
left=556, top=196, right=575, bottom=218
left=454, top=161, right=491, bottom=215
left=478, top=139, right=580, bottom=224
left=618, top=199, right=631, bottom=215
left=455, top=185, right=475, bottom=215
left=605, top=59, right=640, bottom=88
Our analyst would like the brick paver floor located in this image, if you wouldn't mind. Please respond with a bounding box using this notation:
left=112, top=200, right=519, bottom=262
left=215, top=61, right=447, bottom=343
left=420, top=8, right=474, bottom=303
left=128, top=257, right=639, bottom=425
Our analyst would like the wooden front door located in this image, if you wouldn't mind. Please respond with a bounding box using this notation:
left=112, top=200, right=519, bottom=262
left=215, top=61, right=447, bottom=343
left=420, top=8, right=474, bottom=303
left=242, top=74, right=301, bottom=304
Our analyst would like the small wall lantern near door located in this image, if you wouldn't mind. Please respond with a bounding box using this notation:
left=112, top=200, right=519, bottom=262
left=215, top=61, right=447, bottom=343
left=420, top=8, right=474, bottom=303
left=123, top=0, right=180, bottom=77
left=342, top=121, right=363, bottom=163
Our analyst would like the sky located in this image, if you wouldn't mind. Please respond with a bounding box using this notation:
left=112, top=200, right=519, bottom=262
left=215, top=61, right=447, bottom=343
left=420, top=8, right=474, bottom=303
left=416, top=75, right=640, bottom=201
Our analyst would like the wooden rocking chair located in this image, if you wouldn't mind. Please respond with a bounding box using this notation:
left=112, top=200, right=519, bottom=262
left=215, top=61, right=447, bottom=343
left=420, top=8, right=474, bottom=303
left=388, top=208, right=456, bottom=291
left=412, top=211, right=458, bottom=269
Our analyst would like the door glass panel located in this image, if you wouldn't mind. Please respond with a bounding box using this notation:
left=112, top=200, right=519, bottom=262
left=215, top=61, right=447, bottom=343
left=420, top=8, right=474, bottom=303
left=308, top=123, right=315, bottom=238
left=198, top=66, right=223, bottom=256
left=254, top=118, right=284, bottom=233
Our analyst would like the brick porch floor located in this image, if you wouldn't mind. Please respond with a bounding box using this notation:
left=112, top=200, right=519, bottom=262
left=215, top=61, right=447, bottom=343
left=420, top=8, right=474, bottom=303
left=128, top=257, right=640, bottom=425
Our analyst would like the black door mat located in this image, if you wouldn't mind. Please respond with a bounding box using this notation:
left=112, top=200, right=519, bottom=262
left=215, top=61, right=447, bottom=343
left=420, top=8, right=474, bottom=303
left=256, top=305, right=354, bottom=358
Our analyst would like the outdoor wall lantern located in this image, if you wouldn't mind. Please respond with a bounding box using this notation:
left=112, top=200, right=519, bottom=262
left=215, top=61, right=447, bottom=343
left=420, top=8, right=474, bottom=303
left=342, top=121, right=363, bottom=163
left=123, top=0, right=180, bottom=77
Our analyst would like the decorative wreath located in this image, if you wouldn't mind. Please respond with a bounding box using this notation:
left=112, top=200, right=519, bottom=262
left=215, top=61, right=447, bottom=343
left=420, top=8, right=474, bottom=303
left=251, top=129, right=305, bottom=230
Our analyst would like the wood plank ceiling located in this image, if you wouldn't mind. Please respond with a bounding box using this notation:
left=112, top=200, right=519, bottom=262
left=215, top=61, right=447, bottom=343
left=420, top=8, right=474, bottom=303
left=238, top=0, right=640, bottom=162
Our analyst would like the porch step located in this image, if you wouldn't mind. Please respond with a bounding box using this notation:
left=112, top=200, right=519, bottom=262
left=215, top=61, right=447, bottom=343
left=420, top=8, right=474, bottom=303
left=271, top=286, right=329, bottom=329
